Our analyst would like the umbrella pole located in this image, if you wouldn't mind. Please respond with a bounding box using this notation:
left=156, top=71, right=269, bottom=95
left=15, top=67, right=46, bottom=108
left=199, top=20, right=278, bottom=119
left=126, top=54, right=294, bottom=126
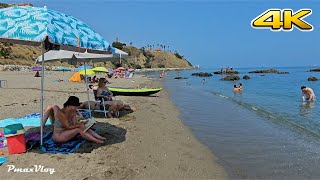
left=84, top=62, right=92, bottom=118
left=40, top=42, right=45, bottom=146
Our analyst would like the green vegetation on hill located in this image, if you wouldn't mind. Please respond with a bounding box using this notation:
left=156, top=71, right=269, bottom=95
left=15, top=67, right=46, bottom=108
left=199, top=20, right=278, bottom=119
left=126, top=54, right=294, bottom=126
left=0, top=42, right=193, bottom=69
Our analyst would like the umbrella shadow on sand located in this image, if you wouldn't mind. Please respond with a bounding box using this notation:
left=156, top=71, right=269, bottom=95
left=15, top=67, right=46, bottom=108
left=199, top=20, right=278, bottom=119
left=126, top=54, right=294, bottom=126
left=26, top=121, right=126, bottom=154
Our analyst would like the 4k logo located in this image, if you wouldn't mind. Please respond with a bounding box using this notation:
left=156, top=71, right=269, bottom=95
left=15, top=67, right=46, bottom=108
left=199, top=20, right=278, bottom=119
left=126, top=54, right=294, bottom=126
left=251, top=9, right=313, bottom=32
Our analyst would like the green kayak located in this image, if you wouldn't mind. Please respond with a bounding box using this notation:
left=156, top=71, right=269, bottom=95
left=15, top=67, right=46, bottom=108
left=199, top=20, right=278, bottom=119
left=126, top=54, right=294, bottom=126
left=108, top=87, right=162, bottom=96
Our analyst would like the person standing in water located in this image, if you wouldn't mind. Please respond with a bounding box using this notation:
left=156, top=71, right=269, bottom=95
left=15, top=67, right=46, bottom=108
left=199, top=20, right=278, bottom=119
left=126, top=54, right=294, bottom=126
left=202, top=78, right=206, bottom=84
left=233, top=85, right=240, bottom=92
left=301, top=86, right=316, bottom=101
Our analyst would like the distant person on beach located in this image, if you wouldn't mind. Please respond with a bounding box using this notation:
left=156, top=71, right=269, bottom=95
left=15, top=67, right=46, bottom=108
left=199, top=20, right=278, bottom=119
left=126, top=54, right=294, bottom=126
left=91, top=76, right=98, bottom=83
left=34, top=71, right=40, bottom=77
left=88, top=84, right=98, bottom=91
left=41, top=96, right=105, bottom=144
left=301, top=86, right=316, bottom=101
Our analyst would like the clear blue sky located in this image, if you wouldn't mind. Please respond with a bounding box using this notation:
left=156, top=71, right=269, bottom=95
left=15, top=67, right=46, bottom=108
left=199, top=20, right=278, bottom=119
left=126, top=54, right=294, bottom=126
left=2, top=0, right=320, bottom=68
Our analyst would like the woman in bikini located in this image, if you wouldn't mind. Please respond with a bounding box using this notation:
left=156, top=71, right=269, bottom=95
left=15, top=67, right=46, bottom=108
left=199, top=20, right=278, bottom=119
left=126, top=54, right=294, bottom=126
left=42, top=96, right=105, bottom=144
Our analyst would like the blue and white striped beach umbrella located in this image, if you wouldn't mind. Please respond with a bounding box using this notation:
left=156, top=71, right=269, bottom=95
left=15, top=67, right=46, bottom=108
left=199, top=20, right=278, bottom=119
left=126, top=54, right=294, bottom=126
left=0, top=5, right=115, bottom=146
left=0, top=6, right=114, bottom=53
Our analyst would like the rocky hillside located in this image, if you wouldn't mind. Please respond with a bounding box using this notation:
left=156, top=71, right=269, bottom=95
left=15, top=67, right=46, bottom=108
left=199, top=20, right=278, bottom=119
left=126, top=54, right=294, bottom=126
left=0, top=44, right=193, bottom=69
left=121, top=46, right=192, bottom=69
left=0, top=3, right=193, bottom=69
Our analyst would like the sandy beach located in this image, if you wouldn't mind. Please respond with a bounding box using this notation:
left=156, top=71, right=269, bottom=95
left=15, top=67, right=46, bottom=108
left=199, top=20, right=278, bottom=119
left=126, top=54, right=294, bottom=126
left=0, top=71, right=226, bottom=179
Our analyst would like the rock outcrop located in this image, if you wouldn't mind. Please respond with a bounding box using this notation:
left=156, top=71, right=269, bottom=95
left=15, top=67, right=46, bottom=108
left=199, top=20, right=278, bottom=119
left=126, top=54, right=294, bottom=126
left=221, top=75, right=240, bottom=81
left=174, top=77, right=188, bottom=80
left=277, top=72, right=289, bottom=74
left=213, top=70, right=239, bottom=74
left=249, top=69, right=279, bottom=73
left=249, top=69, right=289, bottom=74
left=191, top=72, right=212, bottom=77
left=308, top=76, right=318, bottom=81
left=243, top=75, right=250, bottom=80
left=310, top=68, right=320, bottom=72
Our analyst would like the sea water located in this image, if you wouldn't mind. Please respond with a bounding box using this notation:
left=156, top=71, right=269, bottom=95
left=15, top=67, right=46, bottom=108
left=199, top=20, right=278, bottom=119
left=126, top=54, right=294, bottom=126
left=142, top=67, right=320, bottom=179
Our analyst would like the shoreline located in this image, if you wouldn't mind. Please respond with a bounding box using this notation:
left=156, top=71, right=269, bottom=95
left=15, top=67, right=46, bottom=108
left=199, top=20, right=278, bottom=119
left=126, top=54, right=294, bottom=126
left=0, top=64, right=195, bottom=72
left=0, top=71, right=226, bottom=179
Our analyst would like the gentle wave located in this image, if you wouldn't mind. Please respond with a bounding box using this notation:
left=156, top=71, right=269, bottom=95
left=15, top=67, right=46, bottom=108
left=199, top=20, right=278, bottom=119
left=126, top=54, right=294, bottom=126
left=211, top=91, right=320, bottom=139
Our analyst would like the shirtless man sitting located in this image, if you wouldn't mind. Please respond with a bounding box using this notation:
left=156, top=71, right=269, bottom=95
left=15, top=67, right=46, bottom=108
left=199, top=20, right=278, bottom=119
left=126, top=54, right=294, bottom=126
left=301, top=86, right=316, bottom=101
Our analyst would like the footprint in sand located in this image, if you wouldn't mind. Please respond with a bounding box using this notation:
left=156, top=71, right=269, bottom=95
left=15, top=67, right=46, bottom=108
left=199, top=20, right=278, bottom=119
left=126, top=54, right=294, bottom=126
left=4, top=103, right=18, bottom=106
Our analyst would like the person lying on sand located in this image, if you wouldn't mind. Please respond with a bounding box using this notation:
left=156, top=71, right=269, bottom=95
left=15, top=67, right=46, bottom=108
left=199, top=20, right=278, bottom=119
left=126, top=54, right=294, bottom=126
left=301, top=86, right=316, bottom=101
left=42, top=96, right=105, bottom=144
left=79, top=101, right=135, bottom=118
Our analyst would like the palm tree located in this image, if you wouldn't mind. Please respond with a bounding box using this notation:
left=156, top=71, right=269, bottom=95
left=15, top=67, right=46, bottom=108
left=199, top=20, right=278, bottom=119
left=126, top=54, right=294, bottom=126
left=163, top=45, right=166, bottom=52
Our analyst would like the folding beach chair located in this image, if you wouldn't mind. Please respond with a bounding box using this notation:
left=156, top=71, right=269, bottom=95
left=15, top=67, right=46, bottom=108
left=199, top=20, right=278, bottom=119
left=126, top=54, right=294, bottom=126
left=93, top=89, right=119, bottom=117
left=92, top=89, right=109, bottom=117
left=77, top=88, right=109, bottom=118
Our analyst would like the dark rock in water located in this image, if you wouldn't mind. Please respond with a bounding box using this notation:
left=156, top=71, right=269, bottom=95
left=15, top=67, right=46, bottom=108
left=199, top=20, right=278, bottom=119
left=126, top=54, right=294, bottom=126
left=277, top=72, right=289, bottom=74
left=221, top=75, right=240, bottom=81
left=308, top=76, right=318, bottom=81
left=310, top=68, right=320, bottom=72
left=191, top=72, right=213, bottom=77
left=174, top=77, right=188, bottom=80
left=213, top=70, right=239, bottom=74
left=249, top=69, right=279, bottom=73
left=260, top=75, right=266, bottom=76
left=243, top=75, right=251, bottom=80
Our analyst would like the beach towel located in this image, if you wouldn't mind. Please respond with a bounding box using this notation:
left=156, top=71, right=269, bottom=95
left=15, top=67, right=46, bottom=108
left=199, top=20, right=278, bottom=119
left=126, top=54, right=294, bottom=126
left=0, top=157, right=7, bottom=166
left=25, top=132, right=43, bottom=151
left=41, top=132, right=85, bottom=154
left=79, top=110, right=90, bottom=119
left=0, top=111, right=90, bottom=128
left=0, top=113, right=50, bottom=127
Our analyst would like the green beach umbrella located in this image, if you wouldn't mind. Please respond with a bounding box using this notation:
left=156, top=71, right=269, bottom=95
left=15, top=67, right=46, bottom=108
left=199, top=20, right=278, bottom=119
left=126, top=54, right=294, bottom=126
left=79, top=69, right=96, bottom=75
left=92, top=67, right=109, bottom=73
